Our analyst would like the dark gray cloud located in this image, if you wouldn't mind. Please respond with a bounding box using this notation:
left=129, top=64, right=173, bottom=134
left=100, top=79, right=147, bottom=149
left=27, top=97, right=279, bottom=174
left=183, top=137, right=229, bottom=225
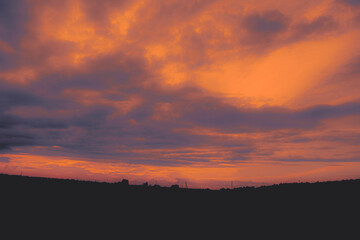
left=317, top=132, right=360, bottom=145
left=291, top=16, right=337, bottom=40
left=82, top=0, right=132, bottom=24
left=237, top=9, right=290, bottom=51
left=276, top=157, right=360, bottom=163
left=338, top=0, right=360, bottom=6
left=0, top=0, right=28, bottom=42
left=354, top=14, right=360, bottom=27
left=0, top=157, right=10, bottom=162
left=0, top=130, right=35, bottom=151
left=182, top=98, right=360, bottom=132
left=0, top=85, right=43, bottom=110
left=343, top=56, right=360, bottom=75
left=242, top=10, right=288, bottom=35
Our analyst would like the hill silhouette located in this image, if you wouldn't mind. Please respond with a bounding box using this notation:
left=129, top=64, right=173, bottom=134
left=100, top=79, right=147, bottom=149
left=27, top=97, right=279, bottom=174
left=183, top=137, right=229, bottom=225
left=2, top=173, right=360, bottom=204
left=1, top=173, right=360, bottom=234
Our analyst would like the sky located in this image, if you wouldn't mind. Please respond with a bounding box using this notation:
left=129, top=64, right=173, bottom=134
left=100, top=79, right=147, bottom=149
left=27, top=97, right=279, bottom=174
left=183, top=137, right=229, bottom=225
left=1, top=0, right=360, bottom=189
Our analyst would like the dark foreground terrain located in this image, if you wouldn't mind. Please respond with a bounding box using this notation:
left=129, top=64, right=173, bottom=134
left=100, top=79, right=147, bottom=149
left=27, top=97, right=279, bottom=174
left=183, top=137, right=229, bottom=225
left=1, top=173, right=360, bottom=233
left=2, top=173, right=360, bottom=208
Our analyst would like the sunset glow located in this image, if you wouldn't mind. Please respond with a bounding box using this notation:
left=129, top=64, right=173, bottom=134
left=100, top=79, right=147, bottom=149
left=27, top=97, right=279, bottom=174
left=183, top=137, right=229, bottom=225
left=1, top=0, right=360, bottom=189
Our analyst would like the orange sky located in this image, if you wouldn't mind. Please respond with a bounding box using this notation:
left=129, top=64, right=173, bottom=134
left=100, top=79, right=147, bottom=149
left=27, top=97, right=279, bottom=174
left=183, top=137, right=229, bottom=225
left=1, top=0, right=360, bottom=189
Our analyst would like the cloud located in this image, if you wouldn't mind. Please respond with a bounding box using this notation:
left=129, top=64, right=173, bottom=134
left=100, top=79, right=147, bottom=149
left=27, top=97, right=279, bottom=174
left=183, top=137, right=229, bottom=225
left=1, top=0, right=360, bottom=186
left=0, top=157, right=10, bottom=162
left=343, top=56, right=360, bottom=74
left=291, top=16, right=337, bottom=41
left=0, top=0, right=29, bottom=70
left=182, top=98, right=360, bottom=132
left=237, top=10, right=289, bottom=47
left=276, top=157, right=360, bottom=163
left=0, top=85, right=43, bottom=109
left=242, top=10, right=289, bottom=35
left=338, top=0, right=360, bottom=6
left=0, top=131, right=35, bottom=151
left=1, top=48, right=360, bottom=164
left=0, top=0, right=28, bottom=44
left=292, top=54, right=360, bottom=107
